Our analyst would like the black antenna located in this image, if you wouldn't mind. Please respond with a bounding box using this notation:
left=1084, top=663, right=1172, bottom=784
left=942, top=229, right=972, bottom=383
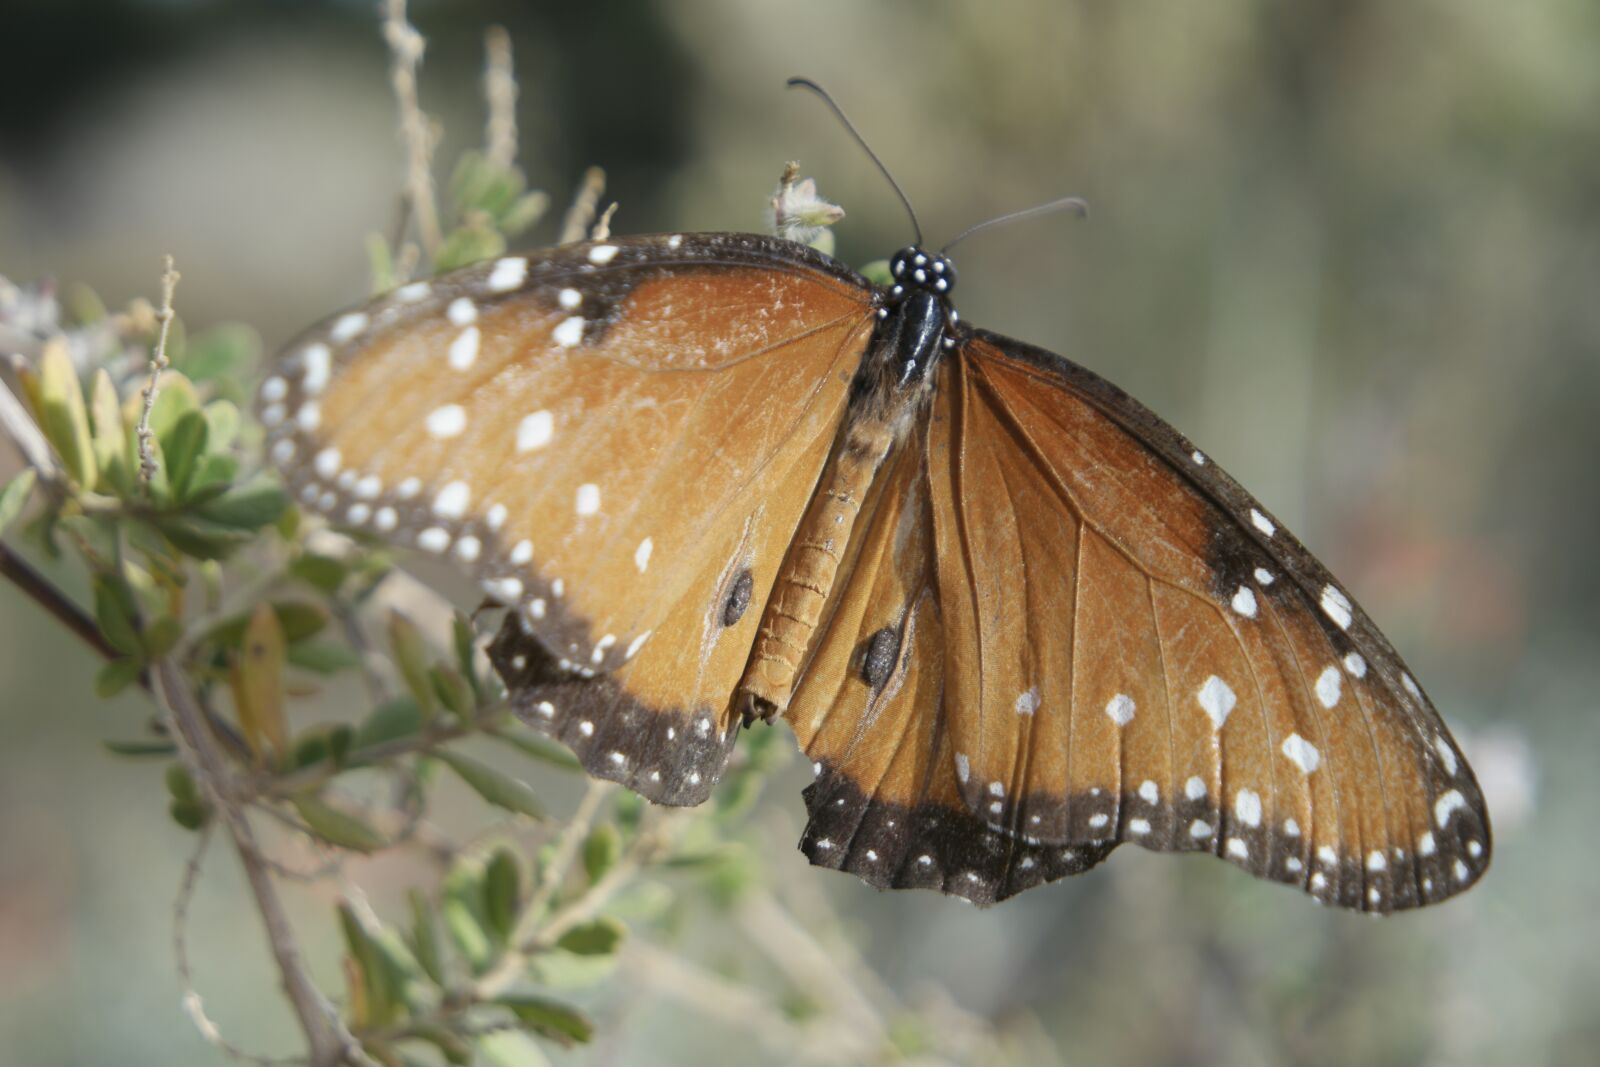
left=786, top=77, right=923, bottom=246
left=941, top=196, right=1090, bottom=253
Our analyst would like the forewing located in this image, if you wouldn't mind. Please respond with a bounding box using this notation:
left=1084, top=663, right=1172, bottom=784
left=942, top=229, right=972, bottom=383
left=257, top=234, right=875, bottom=803
left=927, top=331, right=1490, bottom=912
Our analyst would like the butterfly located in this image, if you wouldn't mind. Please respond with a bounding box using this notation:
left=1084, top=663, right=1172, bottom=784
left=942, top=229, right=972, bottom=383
left=255, top=106, right=1490, bottom=917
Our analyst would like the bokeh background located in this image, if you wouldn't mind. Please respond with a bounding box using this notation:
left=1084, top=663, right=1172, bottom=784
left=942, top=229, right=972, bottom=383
left=1, top=1, right=1591, bottom=1064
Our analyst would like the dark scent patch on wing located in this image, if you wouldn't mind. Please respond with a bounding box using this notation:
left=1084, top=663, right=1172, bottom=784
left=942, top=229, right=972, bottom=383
left=489, top=617, right=738, bottom=807
left=722, top=568, right=754, bottom=627
left=859, top=626, right=901, bottom=689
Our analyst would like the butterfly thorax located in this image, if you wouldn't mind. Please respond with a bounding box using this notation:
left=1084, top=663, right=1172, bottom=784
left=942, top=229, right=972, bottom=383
left=735, top=246, right=958, bottom=723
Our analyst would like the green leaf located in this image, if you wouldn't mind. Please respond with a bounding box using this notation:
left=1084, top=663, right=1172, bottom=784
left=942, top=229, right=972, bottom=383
left=435, top=225, right=506, bottom=274
left=0, top=468, right=37, bottom=537
left=441, top=897, right=492, bottom=974
left=490, top=727, right=580, bottom=771
left=169, top=798, right=209, bottom=831
left=92, top=574, right=143, bottom=656
left=500, top=190, right=551, bottom=236
left=288, top=553, right=347, bottom=594
left=352, top=696, right=425, bottom=751
left=483, top=848, right=522, bottom=941
left=366, top=232, right=397, bottom=294
left=181, top=324, right=259, bottom=387
left=149, top=513, right=257, bottom=560
left=451, top=613, right=481, bottom=701
left=139, top=370, right=199, bottom=442
left=582, top=824, right=621, bottom=886
left=165, top=762, right=199, bottom=804
left=527, top=947, right=618, bottom=990
left=407, top=889, right=447, bottom=987
left=202, top=399, right=241, bottom=452
left=429, top=666, right=475, bottom=720
left=497, top=993, right=594, bottom=1047
left=96, top=660, right=140, bottom=702
left=160, top=409, right=209, bottom=501
left=437, top=751, right=544, bottom=819
left=103, top=737, right=175, bottom=757
left=141, top=615, right=183, bottom=658
left=337, top=901, right=401, bottom=1028
left=555, top=916, right=625, bottom=957
left=35, top=339, right=96, bottom=488
left=286, top=639, right=362, bottom=674
left=476, top=1031, right=552, bottom=1067
left=291, top=794, right=387, bottom=852
left=859, top=258, right=893, bottom=287
left=205, top=601, right=327, bottom=649
left=195, top=477, right=288, bottom=530
left=387, top=611, right=437, bottom=720
left=88, top=370, right=130, bottom=495
left=230, top=603, right=288, bottom=760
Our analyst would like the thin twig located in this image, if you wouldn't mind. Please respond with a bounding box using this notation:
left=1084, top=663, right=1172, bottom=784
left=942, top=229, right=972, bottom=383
left=382, top=0, right=442, bottom=260
left=590, top=202, right=619, bottom=241
left=558, top=167, right=606, bottom=244
left=156, top=658, right=365, bottom=1067
left=0, top=375, right=61, bottom=480
left=483, top=26, right=518, bottom=170
left=0, top=541, right=152, bottom=690
left=136, top=255, right=180, bottom=484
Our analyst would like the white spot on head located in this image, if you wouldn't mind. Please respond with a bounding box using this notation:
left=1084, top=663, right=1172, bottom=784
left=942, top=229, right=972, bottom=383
left=454, top=536, right=481, bottom=563
left=553, top=315, right=584, bottom=348
left=1254, top=566, right=1275, bottom=585
left=510, top=540, right=533, bottom=565
left=313, top=447, right=341, bottom=479
left=426, top=404, right=467, bottom=439
left=1231, top=586, right=1258, bottom=618
left=447, top=297, right=477, bottom=325
left=1234, top=788, right=1262, bottom=828
left=587, top=244, right=619, bottom=265
left=396, top=281, right=430, bottom=302
left=433, top=480, right=471, bottom=520
left=1284, top=818, right=1301, bottom=837
left=558, top=287, right=581, bottom=310
left=1321, top=585, right=1354, bottom=630
left=1250, top=508, right=1276, bottom=537
left=575, top=483, right=601, bottom=516
left=1105, top=692, right=1136, bottom=726
left=260, top=376, right=288, bottom=402
left=1417, top=831, right=1436, bottom=856
left=1190, top=819, right=1213, bottom=839
left=448, top=326, right=480, bottom=369
left=488, top=257, right=527, bottom=292
left=330, top=312, right=368, bottom=342
left=1344, top=652, right=1367, bottom=678
left=578, top=720, right=594, bottom=737
left=1227, top=837, right=1249, bottom=859
left=417, top=527, right=450, bottom=553
left=1140, top=780, right=1160, bottom=804
left=955, top=752, right=970, bottom=784
left=1015, top=687, right=1041, bottom=715
left=1434, top=789, right=1466, bottom=827
left=635, top=537, right=653, bottom=573
left=1129, top=817, right=1152, bottom=835
left=1197, top=675, right=1237, bottom=728
left=375, top=507, right=397, bottom=532
left=1315, top=665, right=1342, bottom=708
left=1185, top=776, right=1207, bottom=801
left=1281, top=733, right=1321, bottom=773
left=516, top=410, right=553, bottom=452
left=1366, top=850, right=1387, bottom=872
left=302, top=344, right=332, bottom=394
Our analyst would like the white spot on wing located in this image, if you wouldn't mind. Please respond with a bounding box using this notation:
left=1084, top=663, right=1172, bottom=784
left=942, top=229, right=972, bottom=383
left=575, top=483, right=601, bottom=516
left=260, top=376, right=287, bottom=402
left=1254, top=566, right=1275, bottom=585
left=1104, top=692, right=1136, bottom=726
left=448, top=326, right=480, bottom=369
left=1227, top=838, right=1249, bottom=859
left=1250, top=508, right=1275, bottom=537
left=1433, top=735, right=1459, bottom=776
left=426, top=404, right=467, bottom=439
left=417, top=527, right=450, bottom=553
left=1189, top=819, right=1213, bottom=839
left=1344, top=652, right=1367, bottom=678
left=553, top=316, right=584, bottom=348
left=1185, top=776, right=1207, bottom=801
left=1234, top=788, right=1262, bottom=827
left=1139, top=780, right=1159, bottom=804
left=1281, top=733, right=1321, bottom=774
left=447, top=297, right=477, bottom=325
left=1015, top=687, right=1041, bottom=715
left=1320, top=585, right=1353, bottom=630
left=1434, top=789, right=1466, bottom=827
left=313, top=448, right=341, bottom=479
left=516, top=411, right=553, bottom=452
left=396, top=281, right=430, bottom=302
left=955, top=752, right=970, bottom=784
left=1129, top=818, right=1151, bottom=835
left=330, top=312, right=368, bottom=342
left=510, top=540, right=533, bottom=564
left=488, top=257, right=527, bottom=292
left=1231, top=586, right=1257, bottom=618
left=433, top=480, right=471, bottom=520
left=558, top=287, right=581, bottom=310
left=1197, top=675, right=1237, bottom=728
left=302, top=344, right=332, bottom=394
left=635, top=537, right=653, bottom=573
left=1315, top=665, right=1342, bottom=708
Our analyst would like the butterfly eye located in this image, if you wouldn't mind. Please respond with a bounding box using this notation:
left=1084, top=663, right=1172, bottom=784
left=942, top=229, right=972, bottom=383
left=721, top=568, right=754, bottom=627
left=860, top=626, right=901, bottom=688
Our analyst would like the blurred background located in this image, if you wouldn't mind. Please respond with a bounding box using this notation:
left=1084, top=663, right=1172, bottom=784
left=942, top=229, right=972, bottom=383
left=0, top=1, right=1592, bottom=1064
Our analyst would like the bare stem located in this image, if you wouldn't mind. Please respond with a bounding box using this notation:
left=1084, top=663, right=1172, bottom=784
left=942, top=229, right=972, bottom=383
left=156, top=658, right=362, bottom=1067
left=382, top=0, right=443, bottom=260
left=136, top=254, right=180, bottom=485
left=483, top=26, right=518, bottom=170
left=559, top=167, right=606, bottom=245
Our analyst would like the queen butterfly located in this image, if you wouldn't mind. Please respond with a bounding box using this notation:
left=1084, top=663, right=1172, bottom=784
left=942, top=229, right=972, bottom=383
left=255, top=85, right=1489, bottom=914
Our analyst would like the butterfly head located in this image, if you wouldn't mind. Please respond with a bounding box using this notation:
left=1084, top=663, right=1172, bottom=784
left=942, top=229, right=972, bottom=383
left=888, top=247, right=957, bottom=300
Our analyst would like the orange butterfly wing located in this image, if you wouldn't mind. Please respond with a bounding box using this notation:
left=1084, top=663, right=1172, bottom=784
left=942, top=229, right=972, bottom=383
left=258, top=234, right=876, bottom=803
left=787, top=329, right=1489, bottom=911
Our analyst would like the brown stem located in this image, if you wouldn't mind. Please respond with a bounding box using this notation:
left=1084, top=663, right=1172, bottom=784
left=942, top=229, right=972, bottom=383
left=0, top=540, right=152, bottom=692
